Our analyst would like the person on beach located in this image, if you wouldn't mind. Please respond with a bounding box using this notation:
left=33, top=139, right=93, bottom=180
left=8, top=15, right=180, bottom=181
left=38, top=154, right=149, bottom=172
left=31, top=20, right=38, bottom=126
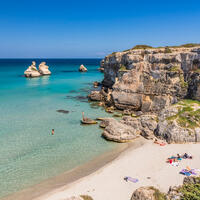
left=51, top=129, right=55, bottom=135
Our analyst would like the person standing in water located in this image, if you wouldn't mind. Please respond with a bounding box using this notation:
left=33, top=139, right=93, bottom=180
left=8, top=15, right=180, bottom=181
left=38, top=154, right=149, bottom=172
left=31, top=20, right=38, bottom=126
left=51, top=129, right=54, bottom=135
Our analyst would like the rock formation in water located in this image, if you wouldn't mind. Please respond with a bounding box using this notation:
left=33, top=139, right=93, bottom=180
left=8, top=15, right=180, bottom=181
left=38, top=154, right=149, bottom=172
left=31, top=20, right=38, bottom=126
left=24, top=61, right=41, bottom=77
left=24, top=61, right=51, bottom=77
left=79, top=64, right=87, bottom=72
left=101, top=46, right=200, bottom=112
left=38, top=62, right=51, bottom=75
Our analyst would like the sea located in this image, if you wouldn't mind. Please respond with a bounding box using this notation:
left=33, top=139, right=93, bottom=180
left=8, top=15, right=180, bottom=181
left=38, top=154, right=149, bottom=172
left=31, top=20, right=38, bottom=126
left=0, top=59, right=117, bottom=198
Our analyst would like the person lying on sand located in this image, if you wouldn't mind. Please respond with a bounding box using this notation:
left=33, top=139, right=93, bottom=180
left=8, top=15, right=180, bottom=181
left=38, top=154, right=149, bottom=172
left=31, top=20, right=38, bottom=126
left=154, top=139, right=166, bottom=146
left=183, top=153, right=193, bottom=159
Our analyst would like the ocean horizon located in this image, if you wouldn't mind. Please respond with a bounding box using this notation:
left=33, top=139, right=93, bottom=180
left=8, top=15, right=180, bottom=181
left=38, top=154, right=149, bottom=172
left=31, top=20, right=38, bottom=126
left=0, top=59, right=117, bottom=198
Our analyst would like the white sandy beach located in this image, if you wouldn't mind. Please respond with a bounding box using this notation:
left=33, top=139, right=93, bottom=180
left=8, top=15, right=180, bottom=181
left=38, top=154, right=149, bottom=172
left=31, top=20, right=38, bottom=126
left=36, top=139, right=200, bottom=200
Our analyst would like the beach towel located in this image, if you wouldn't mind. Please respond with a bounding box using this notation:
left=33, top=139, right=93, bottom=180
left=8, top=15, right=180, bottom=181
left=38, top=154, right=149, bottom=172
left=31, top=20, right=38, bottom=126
left=172, top=162, right=179, bottom=167
left=180, top=169, right=197, bottom=176
left=124, top=176, right=138, bottom=183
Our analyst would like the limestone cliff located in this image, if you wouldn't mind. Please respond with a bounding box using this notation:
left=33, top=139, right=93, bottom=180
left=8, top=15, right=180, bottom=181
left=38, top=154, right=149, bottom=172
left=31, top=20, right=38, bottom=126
left=101, top=46, right=200, bottom=112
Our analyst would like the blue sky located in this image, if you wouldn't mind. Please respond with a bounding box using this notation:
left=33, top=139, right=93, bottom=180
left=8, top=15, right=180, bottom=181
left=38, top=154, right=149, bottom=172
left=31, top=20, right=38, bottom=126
left=0, top=0, right=200, bottom=58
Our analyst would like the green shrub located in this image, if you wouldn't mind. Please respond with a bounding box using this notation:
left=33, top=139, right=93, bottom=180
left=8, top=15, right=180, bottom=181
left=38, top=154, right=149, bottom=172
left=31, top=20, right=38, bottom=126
left=181, top=43, right=200, bottom=48
left=164, top=47, right=172, bottom=53
left=149, top=187, right=167, bottom=200
left=179, top=183, right=200, bottom=200
left=167, top=100, right=200, bottom=129
left=170, top=66, right=181, bottom=72
left=119, top=64, right=127, bottom=71
left=132, top=45, right=153, bottom=49
left=80, top=195, right=94, bottom=200
left=180, top=75, right=188, bottom=88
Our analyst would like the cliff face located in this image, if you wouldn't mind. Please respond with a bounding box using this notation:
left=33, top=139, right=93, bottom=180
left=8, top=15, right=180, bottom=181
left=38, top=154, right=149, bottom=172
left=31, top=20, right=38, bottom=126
left=101, top=47, right=200, bottom=112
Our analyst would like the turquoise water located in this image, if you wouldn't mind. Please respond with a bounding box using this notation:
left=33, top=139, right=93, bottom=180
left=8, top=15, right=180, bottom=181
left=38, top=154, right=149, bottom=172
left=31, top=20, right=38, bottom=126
left=0, top=59, right=117, bottom=198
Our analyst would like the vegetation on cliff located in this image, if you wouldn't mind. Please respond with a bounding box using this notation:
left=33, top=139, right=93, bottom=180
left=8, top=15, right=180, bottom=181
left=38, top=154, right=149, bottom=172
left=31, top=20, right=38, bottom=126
left=179, top=183, right=200, bottom=200
left=121, top=43, right=200, bottom=52
left=166, top=100, right=200, bottom=129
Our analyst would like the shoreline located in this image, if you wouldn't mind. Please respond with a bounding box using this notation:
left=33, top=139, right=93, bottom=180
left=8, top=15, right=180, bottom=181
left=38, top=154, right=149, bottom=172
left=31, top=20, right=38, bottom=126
left=1, top=138, right=147, bottom=200
left=35, top=141, right=200, bottom=200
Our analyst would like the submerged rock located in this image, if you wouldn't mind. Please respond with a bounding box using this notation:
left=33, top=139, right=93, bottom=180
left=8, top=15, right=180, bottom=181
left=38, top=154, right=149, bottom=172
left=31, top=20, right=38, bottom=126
left=38, top=62, right=51, bottom=75
left=102, top=118, right=140, bottom=142
left=24, top=61, right=41, bottom=77
left=155, top=100, right=200, bottom=143
left=79, top=64, right=87, bottom=72
left=56, top=109, right=69, bottom=114
left=88, top=91, right=103, bottom=101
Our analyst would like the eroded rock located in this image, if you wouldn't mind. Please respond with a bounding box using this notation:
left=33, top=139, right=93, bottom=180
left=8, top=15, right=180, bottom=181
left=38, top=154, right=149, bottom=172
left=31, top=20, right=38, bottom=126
left=131, top=186, right=166, bottom=200
left=155, top=100, right=200, bottom=143
left=88, top=91, right=103, bottom=101
left=24, top=61, right=41, bottom=77
left=122, top=115, right=158, bottom=139
left=79, top=64, right=87, bottom=72
left=38, top=62, right=51, bottom=75
left=102, top=118, right=140, bottom=142
left=101, top=47, right=200, bottom=112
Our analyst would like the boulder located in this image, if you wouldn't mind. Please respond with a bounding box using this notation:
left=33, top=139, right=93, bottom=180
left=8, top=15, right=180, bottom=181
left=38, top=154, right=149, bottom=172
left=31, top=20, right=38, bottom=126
left=183, top=176, right=200, bottom=184
left=98, top=67, right=104, bottom=72
left=155, top=100, right=200, bottom=143
left=131, top=186, right=166, bottom=200
left=79, top=64, right=87, bottom=72
left=102, top=118, right=140, bottom=142
left=24, top=61, right=41, bottom=77
left=88, top=91, right=103, bottom=101
left=93, top=81, right=101, bottom=88
left=122, top=115, right=158, bottom=140
left=99, top=118, right=113, bottom=128
left=38, top=62, right=51, bottom=75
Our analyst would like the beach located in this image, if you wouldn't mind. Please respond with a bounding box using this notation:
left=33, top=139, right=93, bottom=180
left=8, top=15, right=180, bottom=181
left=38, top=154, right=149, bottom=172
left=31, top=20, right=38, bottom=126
left=35, top=139, right=200, bottom=200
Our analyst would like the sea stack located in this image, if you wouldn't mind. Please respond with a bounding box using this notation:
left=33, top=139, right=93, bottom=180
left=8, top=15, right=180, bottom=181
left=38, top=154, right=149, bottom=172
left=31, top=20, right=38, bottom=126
left=38, top=62, right=51, bottom=75
left=24, top=61, right=51, bottom=77
left=24, top=61, right=41, bottom=77
left=79, top=64, right=87, bottom=72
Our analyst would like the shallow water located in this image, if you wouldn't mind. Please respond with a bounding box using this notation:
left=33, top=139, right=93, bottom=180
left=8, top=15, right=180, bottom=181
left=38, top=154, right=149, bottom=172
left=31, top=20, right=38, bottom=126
left=0, top=59, right=117, bottom=198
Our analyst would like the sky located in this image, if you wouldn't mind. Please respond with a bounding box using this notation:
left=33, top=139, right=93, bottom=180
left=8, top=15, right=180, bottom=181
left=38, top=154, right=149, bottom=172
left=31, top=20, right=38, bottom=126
left=0, top=0, right=200, bottom=58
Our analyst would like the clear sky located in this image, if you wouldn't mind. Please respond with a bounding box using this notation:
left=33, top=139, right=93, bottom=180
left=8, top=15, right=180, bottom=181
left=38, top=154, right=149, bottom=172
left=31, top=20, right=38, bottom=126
left=0, top=0, right=200, bottom=58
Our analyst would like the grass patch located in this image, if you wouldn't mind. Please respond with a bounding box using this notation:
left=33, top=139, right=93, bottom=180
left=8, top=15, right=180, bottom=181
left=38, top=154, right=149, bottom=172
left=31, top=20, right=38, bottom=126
left=178, top=99, right=200, bottom=106
left=170, top=66, right=181, bottom=72
left=122, top=43, right=200, bottom=52
left=119, top=64, right=127, bottom=71
left=180, top=75, right=188, bottom=88
left=167, top=100, right=200, bottom=129
left=193, top=68, right=200, bottom=73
